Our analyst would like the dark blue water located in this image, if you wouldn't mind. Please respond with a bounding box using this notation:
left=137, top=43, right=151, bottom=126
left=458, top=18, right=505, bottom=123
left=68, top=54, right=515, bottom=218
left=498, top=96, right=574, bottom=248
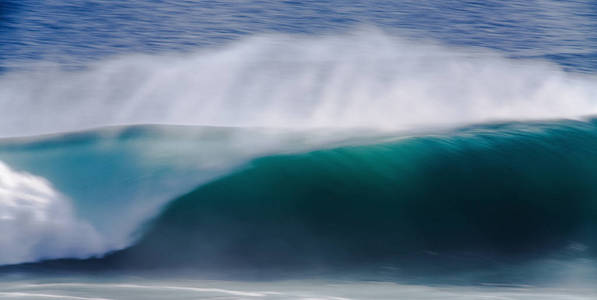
left=2, top=0, right=597, bottom=72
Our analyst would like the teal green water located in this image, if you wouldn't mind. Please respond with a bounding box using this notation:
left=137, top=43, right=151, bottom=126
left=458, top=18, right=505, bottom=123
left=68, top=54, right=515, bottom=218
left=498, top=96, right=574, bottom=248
left=2, top=120, right=597, bottom=286
left=97, top=120, right=597, bottom=271
left=0, top=125, right=392, bottom=261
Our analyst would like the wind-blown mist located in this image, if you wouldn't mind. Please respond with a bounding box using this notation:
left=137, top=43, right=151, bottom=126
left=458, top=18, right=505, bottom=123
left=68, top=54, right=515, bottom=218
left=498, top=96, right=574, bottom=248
left=1, top=31, right=597, bottom=137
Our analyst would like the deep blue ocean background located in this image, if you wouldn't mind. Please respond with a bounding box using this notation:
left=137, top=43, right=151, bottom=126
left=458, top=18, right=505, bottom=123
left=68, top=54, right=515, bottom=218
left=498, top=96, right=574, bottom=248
left=1, top=0, right=597, bottom=72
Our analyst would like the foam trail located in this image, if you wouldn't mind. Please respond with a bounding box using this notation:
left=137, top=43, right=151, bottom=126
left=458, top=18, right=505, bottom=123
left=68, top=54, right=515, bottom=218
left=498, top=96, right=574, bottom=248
left=0, top=161, right=105, bottom=265
left=0, top=292, right=111, bottom=300
left=1, top=30, right=597, bottom=137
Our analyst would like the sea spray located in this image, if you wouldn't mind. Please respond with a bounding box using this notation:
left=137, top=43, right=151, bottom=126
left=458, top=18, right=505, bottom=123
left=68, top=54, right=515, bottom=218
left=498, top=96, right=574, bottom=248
left=1, top=31, right=596, bottom=137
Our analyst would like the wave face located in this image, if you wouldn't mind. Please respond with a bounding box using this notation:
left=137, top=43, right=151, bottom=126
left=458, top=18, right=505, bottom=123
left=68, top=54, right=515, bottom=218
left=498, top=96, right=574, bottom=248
left=102, top=120, right=597, bottom=269
left=1, top=31, right=597, bottom=137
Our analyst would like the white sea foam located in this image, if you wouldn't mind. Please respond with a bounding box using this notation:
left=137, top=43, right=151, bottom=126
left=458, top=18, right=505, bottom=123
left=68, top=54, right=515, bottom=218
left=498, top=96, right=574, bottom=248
left=1, top=30, right=596, bottom=138
left=0, top=161, right=105, bottom=265
left=2, top=278, right=596, bottom=300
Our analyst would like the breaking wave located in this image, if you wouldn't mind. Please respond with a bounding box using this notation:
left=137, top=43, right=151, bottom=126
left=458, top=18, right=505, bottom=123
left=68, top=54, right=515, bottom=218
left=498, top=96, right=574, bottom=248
left=102, top=120, right=597, bottom=269
left=2, top=31, right=597, bottom=270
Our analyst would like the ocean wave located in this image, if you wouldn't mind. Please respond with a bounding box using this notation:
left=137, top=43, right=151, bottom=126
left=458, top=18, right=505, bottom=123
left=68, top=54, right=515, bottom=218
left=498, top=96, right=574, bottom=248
left=98, top=120, right=597, bottom=270
left=2, top=120, right=597, bottom=271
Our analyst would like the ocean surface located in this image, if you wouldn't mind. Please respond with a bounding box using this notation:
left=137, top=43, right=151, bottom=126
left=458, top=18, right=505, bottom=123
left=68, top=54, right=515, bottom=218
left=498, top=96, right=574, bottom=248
left=1, top=1, right=597, bottom=299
